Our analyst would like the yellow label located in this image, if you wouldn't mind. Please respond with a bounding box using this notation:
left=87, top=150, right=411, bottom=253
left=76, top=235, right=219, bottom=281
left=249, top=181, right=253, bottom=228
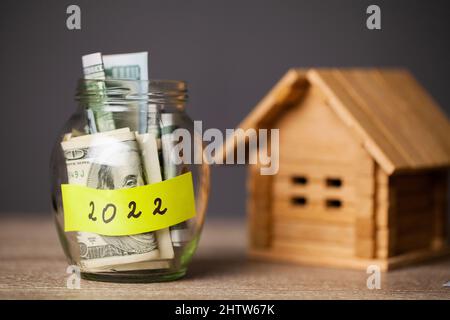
left=62, top=172, right=196, bottom=236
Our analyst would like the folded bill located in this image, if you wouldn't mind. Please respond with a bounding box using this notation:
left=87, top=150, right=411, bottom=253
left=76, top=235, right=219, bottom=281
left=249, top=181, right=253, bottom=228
left=61, top=128, right=173, bottom=271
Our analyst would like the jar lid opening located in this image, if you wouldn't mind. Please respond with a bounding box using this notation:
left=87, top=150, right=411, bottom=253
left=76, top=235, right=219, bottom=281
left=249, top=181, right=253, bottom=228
left=76, top=79, right=188, bottom=104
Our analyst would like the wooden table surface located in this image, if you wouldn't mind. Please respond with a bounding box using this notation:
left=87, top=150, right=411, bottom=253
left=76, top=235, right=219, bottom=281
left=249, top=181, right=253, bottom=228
left=0, top=214, right=449, bottom=300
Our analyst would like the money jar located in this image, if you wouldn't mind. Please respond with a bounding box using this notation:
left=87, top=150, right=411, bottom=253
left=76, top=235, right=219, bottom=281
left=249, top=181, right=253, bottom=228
left=50, top=79, right=210, bottom=282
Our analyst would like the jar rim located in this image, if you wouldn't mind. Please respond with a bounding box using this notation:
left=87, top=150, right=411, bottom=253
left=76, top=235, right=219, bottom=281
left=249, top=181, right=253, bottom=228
left=76, top=78, right=188, bottom=104
left=78, top=78, right=187, bottom=84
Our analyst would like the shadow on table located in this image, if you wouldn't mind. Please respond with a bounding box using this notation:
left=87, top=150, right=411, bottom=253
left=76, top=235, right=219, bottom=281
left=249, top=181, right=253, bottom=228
left=185, top=255, right=250, bottom=280
left=185, top=253, right=450, bottom=284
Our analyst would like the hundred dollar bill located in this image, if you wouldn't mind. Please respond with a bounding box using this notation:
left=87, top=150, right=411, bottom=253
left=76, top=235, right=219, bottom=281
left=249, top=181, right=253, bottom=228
left=61, top=129, right=167, bottom=271
left=136, top=133, right=174, bottom=260
left=160, top=113, right=192, bottom=246
left=136, top=132, right=163, bottom=184
left=146, top=105, right=164, bottom=188
left=103, top=52, right=148, bottom=80
left=103, top=52, right=149, bottom=134
left=82, top=52, right=106, bottom=80
left=81, top=52, right=116, bottom=133
left=161, top=113, right=183, bottom=180
left=86, top=259, right=171, bottom=273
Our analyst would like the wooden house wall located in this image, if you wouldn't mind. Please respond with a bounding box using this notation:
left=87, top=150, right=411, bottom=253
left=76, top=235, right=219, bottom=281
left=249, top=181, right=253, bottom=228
left=265, top=85, right=376, bottom=259
left=244, top=69, right=450, bottom=268
left=247, top=162, right=273, bottom=250
left=389, top=170, right=448, bottom=255
left=375, top=167, right=394, bottom=258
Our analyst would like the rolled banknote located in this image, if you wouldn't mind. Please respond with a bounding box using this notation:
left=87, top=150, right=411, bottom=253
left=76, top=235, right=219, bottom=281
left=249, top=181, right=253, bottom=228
left=146, top=104, right=164, bottom=190
left=61, top=129, right=172, bottom=271
left=81, top=52, right=116, bottom=133
left=103, top=52, right=149, bottom=134
left=82, top=52, right=106, bottom=80
left=86, top=260, right=171, bottom=273
left=103, top=52, right=148, bottom=80
left=136, top=132, right=174, bottom=260
left=161, top=112, right=183, bottom=180
left=160, top=113, right=192, bottom=246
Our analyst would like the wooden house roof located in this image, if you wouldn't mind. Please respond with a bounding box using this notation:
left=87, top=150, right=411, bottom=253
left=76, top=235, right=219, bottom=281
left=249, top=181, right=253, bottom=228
left=222, top=68, right=450, bottom=174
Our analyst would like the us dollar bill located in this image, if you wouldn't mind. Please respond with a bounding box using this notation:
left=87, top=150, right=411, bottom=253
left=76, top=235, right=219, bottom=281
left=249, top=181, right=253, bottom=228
left=146, top=105, right=164, bottom=193
left=161, top=113, right=182, bottom=180
left=160, top=113, right=192, bottom=246
left=61, top=128, right=167, bottom=271
left=136, top=132, right=174, bottom=260
left=103, top=52, right=149, bottom=134
left=81, top=52, right=116, bottom=133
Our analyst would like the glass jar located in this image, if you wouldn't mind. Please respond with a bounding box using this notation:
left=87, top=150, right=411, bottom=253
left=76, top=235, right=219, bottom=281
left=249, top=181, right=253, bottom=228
left=50, top=79, right=210, bottom=282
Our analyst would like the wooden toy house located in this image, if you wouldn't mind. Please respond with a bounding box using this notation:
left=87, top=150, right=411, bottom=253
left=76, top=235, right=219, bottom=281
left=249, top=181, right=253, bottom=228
left=224, top=68, right=450, bottom=270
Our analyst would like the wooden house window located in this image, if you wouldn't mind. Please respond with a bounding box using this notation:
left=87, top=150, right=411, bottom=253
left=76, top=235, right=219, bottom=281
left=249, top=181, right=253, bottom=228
left=325, top=199, right=342, bottom=208
left=291, top=175, right=308, bottom=185
left=325, top=177, right=342, bottom=187
left=291, top=196, right=307, bottom=206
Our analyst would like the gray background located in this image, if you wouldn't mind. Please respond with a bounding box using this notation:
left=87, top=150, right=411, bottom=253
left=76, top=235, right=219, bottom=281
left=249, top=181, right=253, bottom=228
left=0, top=0, right=449, bottom=217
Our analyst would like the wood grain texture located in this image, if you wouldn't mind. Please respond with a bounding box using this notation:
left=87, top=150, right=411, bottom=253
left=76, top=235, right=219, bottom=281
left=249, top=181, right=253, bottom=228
left=310, top=68, right=450, bottom=173
left=0, top=215, right=449, bottom=300
left=248, top=163, right=272, bottom=249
